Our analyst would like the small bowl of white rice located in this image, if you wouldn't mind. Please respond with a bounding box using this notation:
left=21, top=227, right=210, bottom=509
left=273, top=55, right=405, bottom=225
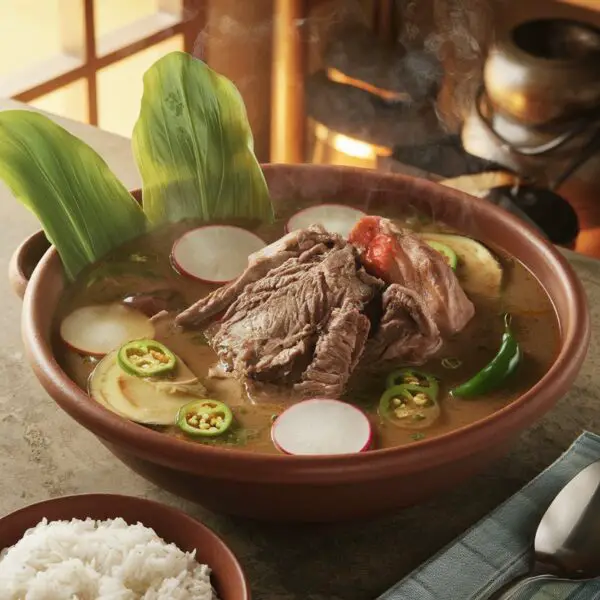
left=0, top=494, right=249, bottom=600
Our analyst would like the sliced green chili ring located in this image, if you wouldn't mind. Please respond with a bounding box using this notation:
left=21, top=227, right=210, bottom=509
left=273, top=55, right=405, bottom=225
left=385, top=368, right=439, bottom=399
left=450, top=313, right=521, bottom=399
left=378, top=384, right=440, bottom=429
left=425, top=240, right=458, bottom=270
left=176, top=399, right=233, bottom=438
left=441, top=357, right=462, bottom=370
left=117, top=339, right=177, bottom=377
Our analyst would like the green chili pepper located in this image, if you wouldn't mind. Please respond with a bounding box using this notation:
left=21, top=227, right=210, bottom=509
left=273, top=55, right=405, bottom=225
left=450, top=313, right=521, bottom=399
left=378, top=384, right=440, bottom=429
left=176, top=399, right=233, bottom=438
left=385, top=368, right=439, bottom=399
left=117, top=339, right=177, bottom=377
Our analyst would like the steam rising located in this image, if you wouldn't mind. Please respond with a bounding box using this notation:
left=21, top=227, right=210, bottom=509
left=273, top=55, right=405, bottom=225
left=183, top=0, right=504, bottom=179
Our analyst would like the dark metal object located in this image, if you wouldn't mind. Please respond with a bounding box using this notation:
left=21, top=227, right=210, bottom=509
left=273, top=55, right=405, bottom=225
left=488, top=460, right=600, bottom=599
left=485, top=185, right=579, bottom=247
left=485, top=18, right=600, bottom=125
left=387, top=135, right=578, bottom=245
left=390, top=134, right=502, bottom=179
left=466, top=16, right=600, bottom=195
left=474, top=86, right=600, bottom=192
left=474, top=86, right=598, bottom=157
left=306, top=70, right=444, bottom=150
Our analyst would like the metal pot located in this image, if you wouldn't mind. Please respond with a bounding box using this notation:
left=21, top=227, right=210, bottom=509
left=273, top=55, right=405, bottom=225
left=484, top=18, right=600, bottom=125
left=461, top=89, right=600, bottom=187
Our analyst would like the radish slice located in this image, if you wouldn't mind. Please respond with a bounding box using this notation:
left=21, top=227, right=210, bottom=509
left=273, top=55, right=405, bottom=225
left=60, top=304, right=154, bottom=356
left=271, top=398, right=372, bottom=455
left=287, top=205, right=366, bottom=239
left=172, top=225, right=266, bottom=284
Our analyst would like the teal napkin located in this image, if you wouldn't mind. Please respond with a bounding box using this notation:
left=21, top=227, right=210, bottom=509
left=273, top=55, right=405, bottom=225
left=378, top=431, right=600, bottom=600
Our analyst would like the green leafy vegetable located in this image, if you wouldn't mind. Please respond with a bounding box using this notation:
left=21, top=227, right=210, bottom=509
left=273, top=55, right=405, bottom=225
left=133, top=51, right=274, bottom=226
left=0, top=111, right=147, bottom=279
left=0, top=52, right=274, bottom=281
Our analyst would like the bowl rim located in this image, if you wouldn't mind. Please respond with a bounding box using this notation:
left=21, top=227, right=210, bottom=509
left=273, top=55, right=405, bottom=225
left=20, top=164, right=591, bottom=484
left=0, top=493, right=250, bottom=599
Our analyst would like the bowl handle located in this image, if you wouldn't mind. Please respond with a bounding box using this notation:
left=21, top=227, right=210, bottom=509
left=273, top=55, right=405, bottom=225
left=8, top=231, right=51, bottom=300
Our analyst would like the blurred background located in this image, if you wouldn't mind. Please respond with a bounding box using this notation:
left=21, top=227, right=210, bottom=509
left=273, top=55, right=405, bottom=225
left=1, top=0, right=599, bottom=254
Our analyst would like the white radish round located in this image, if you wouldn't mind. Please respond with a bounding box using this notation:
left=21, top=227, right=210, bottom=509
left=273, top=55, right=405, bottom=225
left=271, top=398, right=372, bottom=456
left=60, top=304, right=154, bottom=356
left=172, top=225, right=266, bottom=284
left=287, top=205, right=366, bottom=239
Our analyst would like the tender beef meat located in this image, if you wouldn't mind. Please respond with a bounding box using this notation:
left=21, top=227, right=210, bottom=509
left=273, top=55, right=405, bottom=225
left=382, top=224, right=474, bottom=336
left=294, top=303, right=371, bottom=397
left=176, top=225, right=342, bottom=328
left=210, top=243, right=383, bottom=394
left=362, top=284, right=442, bottom=365
left=176, top=217, right=477, bottom=398
left=349, top=216, right=475, bottom=336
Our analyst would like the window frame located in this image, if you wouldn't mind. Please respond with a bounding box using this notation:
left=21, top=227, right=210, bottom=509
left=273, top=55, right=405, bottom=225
left=12, top=0, right=206, bottom=126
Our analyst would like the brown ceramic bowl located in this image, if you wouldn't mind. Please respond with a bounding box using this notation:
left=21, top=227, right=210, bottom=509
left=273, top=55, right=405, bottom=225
left=8, top=165, right=590, bottom=522
left=0, top=494, right=249, bottom=599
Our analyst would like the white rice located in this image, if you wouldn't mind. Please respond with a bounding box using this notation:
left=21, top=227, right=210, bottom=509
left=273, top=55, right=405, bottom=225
left=0, top=517, right=219, bottom=600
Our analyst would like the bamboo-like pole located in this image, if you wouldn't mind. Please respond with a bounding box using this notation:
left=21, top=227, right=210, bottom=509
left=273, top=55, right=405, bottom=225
left=270, top=0, right=306, bottom=163
left=376, top=0, right=396, bottom=45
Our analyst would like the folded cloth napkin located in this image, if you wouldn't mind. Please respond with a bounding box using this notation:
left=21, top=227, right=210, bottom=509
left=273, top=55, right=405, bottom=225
left=377, top=431, right=600, bottom=600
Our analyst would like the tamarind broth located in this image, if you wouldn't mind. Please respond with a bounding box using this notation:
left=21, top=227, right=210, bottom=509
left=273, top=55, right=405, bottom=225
left=54, top=197, right=560, bottom=454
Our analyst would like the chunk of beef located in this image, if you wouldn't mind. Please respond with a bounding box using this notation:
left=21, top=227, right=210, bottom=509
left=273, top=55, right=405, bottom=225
left=294, top=303, right=371, bottom=397
left=362, top=284, right=442, bottom=365
left=349, top=216, right=475, bottom=336
left=176, top=216, right=476, bottom=398
left=210, top=243, right=383, bottom=395
left=176, top=225, right=342, bottom=328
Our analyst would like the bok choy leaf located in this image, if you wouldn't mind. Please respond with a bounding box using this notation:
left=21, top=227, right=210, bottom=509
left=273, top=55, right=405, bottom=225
left=132, top=51, right=274, bottom=226
left=0, top=110, right=147, bottom=280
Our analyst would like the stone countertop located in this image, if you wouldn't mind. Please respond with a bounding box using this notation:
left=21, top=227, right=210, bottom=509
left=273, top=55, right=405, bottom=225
left=0, top=99, right=598, bottom=600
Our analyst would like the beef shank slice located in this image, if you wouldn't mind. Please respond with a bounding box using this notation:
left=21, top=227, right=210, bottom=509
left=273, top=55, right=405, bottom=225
left=209, top=238, right=383, bottom=395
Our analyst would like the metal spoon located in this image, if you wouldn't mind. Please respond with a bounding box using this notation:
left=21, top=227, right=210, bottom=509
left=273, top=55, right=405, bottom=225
left=488, top=459, right=600, bottom=599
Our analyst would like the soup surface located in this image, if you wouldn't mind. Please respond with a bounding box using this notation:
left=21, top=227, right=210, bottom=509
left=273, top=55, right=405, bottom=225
left=55, top=196, right=560, bottom=454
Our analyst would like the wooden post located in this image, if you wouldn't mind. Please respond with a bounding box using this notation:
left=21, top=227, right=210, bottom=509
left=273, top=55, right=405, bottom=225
left=202, top=0, right=274, bottom=162
left=270, top=0, right=306, bottom=163
left=374, top=0, right=397, bottom=45
left=181, top=0, right=208, bottom=57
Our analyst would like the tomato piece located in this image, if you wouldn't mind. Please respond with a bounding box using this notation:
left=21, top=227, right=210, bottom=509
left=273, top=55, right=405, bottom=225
left=348, top=216, right=382, bottom=250
left=363, top=233, right=396, bottom=280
